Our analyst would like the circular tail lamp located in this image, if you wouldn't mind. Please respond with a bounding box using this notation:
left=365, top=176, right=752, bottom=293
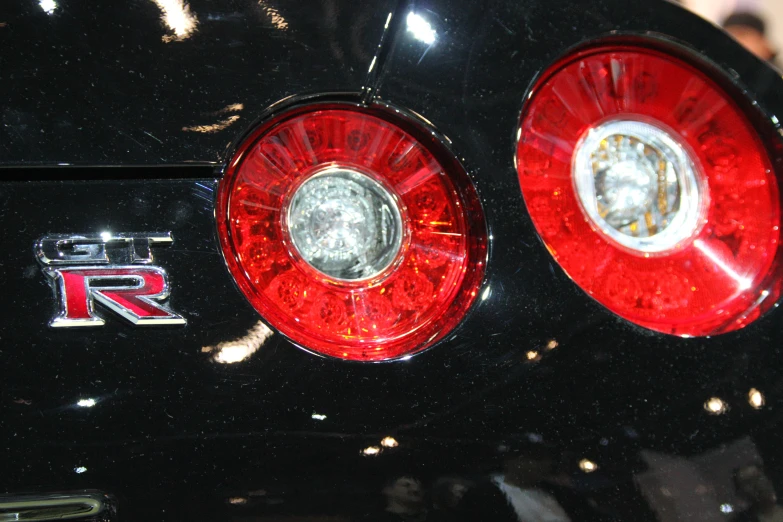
left=516, top=44, right=781, bottom=336
left=217, top=106, right=486, bottom=360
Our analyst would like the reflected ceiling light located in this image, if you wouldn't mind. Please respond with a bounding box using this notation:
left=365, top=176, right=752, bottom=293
left=546, top=339, right=558, bottom=350
left=748, top=388, right=765, bottom=409
left=311, top=413, right=326, bottom=421
left=381, top=436, right=399, bottom=448
left=720, top=503, right=734, bottom=514
left=151, top=0, right=198, bottom=42
left=74, top=466, right=87, bottom=474
left=227, top=497, right=248, bottom=505
left=39, top=0, right=57, bottom=14
left=526, top=350, right=540, bottom=361
left=258, top=1, right=288, bottom=30
left=362, top=446, right=381, bottom=456
left=76, top=398, right=96, bottom=408
left=182, top=115, right=240, bottom=134
left=704, top=397, right=728, bottom=415
left=406, top=12, right=436, bottom=44
left=579, top=459, right=598, bottom=473
left=183, top=103, right=243, bottom=133
left=203, top=321, right=274, bottom=364
left=212, top=103, right=244, bottom=115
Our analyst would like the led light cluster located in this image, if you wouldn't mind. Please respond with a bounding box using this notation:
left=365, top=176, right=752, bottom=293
left=217, top=107, right=485, bottom=360
left=516, top=45, right=781, bottom=336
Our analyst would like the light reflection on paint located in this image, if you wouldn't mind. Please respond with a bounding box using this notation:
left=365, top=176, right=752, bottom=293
left=704, top=397, right=728, bottom=415
left=362, top=446, right=381, bottom=456
left=202, top=321, right=274, bottom=364
left=183, top=103, right=243, bottom=133
left=151, top=0, right=198, bottom=42
left=183, top=115, right=240, bottom=133
left=258, top=1, right=288, bottom=30
left=39, top=0, right=57, bottom=14
left=406, top=12, right=436, bottom=44
left=749, top=388, right=765, bottom=409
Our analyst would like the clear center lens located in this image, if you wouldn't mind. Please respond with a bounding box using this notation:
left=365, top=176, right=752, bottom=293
left=286, top=167, right=404, bottom=280
left=573, top=120, right=702, bottom=252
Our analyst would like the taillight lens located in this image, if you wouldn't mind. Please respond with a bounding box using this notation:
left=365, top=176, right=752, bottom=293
left=516, top=45, right=781, bottom=336
left=217, top=106, right=486, bottom=360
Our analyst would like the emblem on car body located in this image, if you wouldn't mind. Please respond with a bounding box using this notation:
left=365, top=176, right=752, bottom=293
left=35, top=233, right=186, bottom=327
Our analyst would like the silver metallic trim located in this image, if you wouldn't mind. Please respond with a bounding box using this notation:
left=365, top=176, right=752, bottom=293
left=44, top=266, right=186, bottom=327
left=0, top=493, right=109, bottom=521
left=36, top=232, right=173, bottom=266
left=36, top=232, right=184, bottom=328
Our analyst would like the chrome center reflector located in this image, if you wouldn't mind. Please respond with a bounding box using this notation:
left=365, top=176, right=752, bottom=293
left=573, top=119, right=702, bottom=252
left=286, top=167, right=404, bottom=280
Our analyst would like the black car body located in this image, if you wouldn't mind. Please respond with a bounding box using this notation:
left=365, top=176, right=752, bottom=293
left=2, top=0, right=783, bottom=520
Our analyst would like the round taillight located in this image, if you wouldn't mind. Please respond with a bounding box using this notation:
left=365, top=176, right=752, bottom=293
left=217, top=106, right=486, bottom=360
left=516, top=44, right=781, bottom=336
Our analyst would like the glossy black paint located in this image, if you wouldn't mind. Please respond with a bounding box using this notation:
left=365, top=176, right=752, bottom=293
left=0, top=0, right=396, bottom=165
left=2, top=0, right=783, bottom=520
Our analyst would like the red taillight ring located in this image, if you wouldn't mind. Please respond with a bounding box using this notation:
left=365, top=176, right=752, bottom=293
left=217, top=104, right=486, bottom=361
left=516, top=43, right=782, bottom=336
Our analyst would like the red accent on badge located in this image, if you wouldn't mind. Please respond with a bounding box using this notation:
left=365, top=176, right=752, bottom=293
left=44, top=266, right=186, bottom=327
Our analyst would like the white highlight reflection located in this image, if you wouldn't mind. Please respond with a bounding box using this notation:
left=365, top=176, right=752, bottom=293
left=203, top=322, right=274, bottom=364
left=362, top=446, right=381, bottom=456
left=705, top=396, right=728, bottom=415
left=74, top=466, right=87, bottom=474
left=151, top=0, right=198, bottom=42
left=749, top=388, right=765, bottom=409
left=381, top=436, right=398, bottom=448
left=77, top=398, right=96, bottom=408
left=182, top=115, right=240, bottom=134
left=693, top=239, right=752, bottom=290
left=39, top=0, right=57, bottom=14
left=258, top=1, right=288, bottom=30
left=579, top=459, right=598, bottom=473
left=406, top=12, right=436, bottom=44
left=311, top=413, right=327, bottom=421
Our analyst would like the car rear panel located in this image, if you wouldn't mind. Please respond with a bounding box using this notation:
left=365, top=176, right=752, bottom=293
left=3, top=0, right=783, bottom=520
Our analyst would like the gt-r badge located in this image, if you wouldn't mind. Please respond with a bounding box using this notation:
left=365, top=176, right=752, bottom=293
left=35, top=233, right=186, bottom=327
